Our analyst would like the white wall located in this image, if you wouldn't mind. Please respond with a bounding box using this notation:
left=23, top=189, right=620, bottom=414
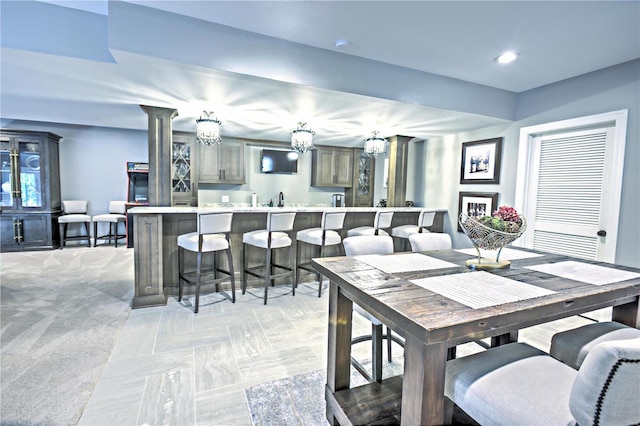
left=421, top=60, right=640, bottom=268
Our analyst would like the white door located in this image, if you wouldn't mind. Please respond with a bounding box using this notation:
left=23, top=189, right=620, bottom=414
left=514, top=110, right=628, bottom=263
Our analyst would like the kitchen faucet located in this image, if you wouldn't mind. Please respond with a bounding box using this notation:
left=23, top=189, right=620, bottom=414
left=278, top=192, right=284, bottom=207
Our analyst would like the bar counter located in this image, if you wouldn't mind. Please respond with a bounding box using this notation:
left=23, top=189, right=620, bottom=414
left=128, top=205, right=447, bottom=308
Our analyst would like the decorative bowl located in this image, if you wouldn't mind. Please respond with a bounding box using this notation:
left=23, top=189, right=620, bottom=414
left=459, top=212, right=527, bottom=269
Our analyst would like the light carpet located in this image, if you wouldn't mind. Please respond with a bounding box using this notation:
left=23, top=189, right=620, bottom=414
left=1, top=246, right=133, bottom=425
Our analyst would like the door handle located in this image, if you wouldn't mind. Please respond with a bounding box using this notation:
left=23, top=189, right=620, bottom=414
left=597, top=230, right=607, bottom=237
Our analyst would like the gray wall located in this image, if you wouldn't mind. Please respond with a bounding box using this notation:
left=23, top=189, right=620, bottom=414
left=421, top=60, right=639, bottom=268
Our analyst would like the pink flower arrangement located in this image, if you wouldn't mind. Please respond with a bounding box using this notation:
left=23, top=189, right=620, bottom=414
left=493, top=206, right=520, bottom=223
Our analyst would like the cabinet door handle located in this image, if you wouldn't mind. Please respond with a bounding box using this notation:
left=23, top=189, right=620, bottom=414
left=10, top=151, right=21, bottom=197
left=14, top=219, right=23, bottom=242
left=222, top=170, right=226, bottom=180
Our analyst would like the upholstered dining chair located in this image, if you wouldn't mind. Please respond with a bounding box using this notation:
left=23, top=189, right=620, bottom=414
left=342, top=235, right=404, bottom=382
left=295, top=210, right=346, bottom=297
left=92, top=200, right=127, bottom=247
left=408, top=232, right=452, bottom=252
left=550, top=321, right=640, bottom=369
left=58, top=200, right=91, bottom=249
left=444, top=339, right=640, bottom=426
left=177, top=211, right=235, bottom=313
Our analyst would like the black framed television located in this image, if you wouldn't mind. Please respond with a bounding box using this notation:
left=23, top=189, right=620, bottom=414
left=260, top=149, right=298, bottom=174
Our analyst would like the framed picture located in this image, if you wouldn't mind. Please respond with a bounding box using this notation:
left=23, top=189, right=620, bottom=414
left=459, top=137, right=502, bottom=184
left=457, top=192, right=498, bottom=231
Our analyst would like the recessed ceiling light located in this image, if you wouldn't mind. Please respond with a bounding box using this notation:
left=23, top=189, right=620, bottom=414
left=335, top=39, right=350, bottom=49
left=495, top=51, right=518, bottom=64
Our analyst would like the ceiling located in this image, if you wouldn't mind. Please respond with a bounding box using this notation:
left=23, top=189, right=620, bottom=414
left=1, top=0, right=638, bottom=147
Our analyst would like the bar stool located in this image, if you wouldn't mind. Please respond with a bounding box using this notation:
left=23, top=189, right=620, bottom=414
left=92, top=201, right=127, bottom=247
left=242, top=210, right=296, bottom=305
left=391, top=209, right=436, bottom=251
left=346, top=210, right=394, bottom=237
left=342, top=235, right=404, bottom=382
left=295, top=210, right=346, bottom=297
left=58, top=200, right=91, bottom=249
left=177, top=211, right=235, bottom=313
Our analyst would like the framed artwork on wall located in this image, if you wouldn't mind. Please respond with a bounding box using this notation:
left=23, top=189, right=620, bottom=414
left=459, top=137, right=503, bottom=184
left=457, top=192, right=498, bottom=231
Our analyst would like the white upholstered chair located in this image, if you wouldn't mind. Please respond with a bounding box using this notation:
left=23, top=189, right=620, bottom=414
left=550, top=321, right=640, bottom=369
left=408, top=232, right=452, bottom=252
left=346, top=210, right=394, bottom=237
left=242, top=210, right=297, bottom=305
left=445, top=339, right=640, bottom=426
left=342, top=235, right=404, bottom=382
left=177, top=211, right=235, bottom=313
left=391, top=209, right=436, bottom=250
left=92, top=200, right=127, bottom=247
left=295, top=210, right=346, bottom=297
left=58, top=200, right=91, bottom=249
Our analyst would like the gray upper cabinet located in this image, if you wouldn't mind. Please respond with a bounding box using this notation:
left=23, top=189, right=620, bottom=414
left=197, top=139, right=246, bottom=184
left=311, top=147, right=353, bottom=187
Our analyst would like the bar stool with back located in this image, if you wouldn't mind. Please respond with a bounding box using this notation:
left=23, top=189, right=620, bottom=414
left=92, top=200, right=127, bottom=247
left=58, top=200, right=91, bottom=249
left=347, top=210, right=394, bottom=237
left=177, top=211, right=235, bottom=313
left=391, top=209, right=436, bottom=251
left=242, top=210, right=297, bottom=305
left=295, top=210, right=346, bottom=297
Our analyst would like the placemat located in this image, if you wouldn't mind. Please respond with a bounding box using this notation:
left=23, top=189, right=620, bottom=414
left=455, top=247, right=544, bottom=260
left=410, top=271, right=556, bottom=309
left=525, top=260, right=640, bottom=286
left=355, top=253, right=458, bottom=273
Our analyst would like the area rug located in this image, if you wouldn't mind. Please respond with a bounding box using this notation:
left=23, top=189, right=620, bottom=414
left=245, top=368, right=477, bottom=426
left=0, top=247, right=134, bottom=425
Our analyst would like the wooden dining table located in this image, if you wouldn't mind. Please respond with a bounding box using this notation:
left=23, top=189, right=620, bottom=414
left=311, top=247, right=640, bottom=425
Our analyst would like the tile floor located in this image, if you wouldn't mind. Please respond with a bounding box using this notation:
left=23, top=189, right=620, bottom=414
left=78, top=279, right=610, bottom=426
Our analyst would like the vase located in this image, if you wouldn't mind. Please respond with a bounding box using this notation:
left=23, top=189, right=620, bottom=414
left=459, top=212, right=527, bottom=269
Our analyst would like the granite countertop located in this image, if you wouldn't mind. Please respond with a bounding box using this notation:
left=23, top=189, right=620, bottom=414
left=128, top=204, right=446, bottom=214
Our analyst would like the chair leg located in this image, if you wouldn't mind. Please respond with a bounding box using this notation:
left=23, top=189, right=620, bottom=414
left=294, top=241, right=302, bottom=289
left=317, top=244, right=325, bottom=297
left=213, top=251, right=220, bottom=293
left=226, top=247, right=236, bottom=303
left=195, top=251, right=202, bottom=313
left=84, top=222, right=91, bottom=247
left=178, top=247, right=184, bottom=302
left=264, top=247, right=272, bottom=305
left=59, top=223, right=66, bottom=249
left=242, top=243, right=248, bottom=294
left=291, top=244, right=296, bottom=297
left=93, top=222, right=98, bottom=247
left=387, top=327, right=392, bottom=362
left=372, top=323, right=383, bottom=382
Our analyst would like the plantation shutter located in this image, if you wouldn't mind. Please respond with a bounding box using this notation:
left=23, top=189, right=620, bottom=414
left=532, top=128, right=608, bottom=260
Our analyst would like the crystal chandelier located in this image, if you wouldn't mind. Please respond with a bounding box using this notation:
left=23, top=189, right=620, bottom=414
left=363, top=131, right=387, bottom=157
left=290, top=122, right=315, bottom=154
left=195, top=111, right=222, bottom=145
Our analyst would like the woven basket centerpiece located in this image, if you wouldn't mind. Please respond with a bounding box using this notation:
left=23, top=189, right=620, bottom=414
left=459, top=210, right=527, bottom=269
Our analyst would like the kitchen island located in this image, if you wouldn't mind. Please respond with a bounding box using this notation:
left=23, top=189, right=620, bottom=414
left=127, top=205, right=447, bottom=308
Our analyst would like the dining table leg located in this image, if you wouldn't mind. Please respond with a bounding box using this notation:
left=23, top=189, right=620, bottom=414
left=612, top=297, right=640, bottom=328
left=401, top=335, right=448, bottom=426
left=326, top=281, right=353, bottom=425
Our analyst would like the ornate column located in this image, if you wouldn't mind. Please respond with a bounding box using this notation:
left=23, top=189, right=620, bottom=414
left=140, top=105, right=178, bottom=206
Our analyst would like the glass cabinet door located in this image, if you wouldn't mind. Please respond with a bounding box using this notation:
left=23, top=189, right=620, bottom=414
left=18, top=141, right=43, bottom=208
left=1, top=140, right=12, bottom=207
left=172, top=141, right=192, bottom=194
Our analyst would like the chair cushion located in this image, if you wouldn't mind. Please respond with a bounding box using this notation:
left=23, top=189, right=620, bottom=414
left=445, top=343, right=577, bottom=426
left=569, top=338, right=640, bottom=426
left=92, top=213, right=126, bottom=223
left=243, top=230, right=292, bottom=249
left=296, top=228, right=342, bottom=246
left=391, top=225, right=428, bottom=238
left=58, top=214, right=91, bottom=224
left=550, top=321, right=640, bottom=369
left=347, top=227, right=389, bottom=237
left=177, top=232, right=229, bottom=252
